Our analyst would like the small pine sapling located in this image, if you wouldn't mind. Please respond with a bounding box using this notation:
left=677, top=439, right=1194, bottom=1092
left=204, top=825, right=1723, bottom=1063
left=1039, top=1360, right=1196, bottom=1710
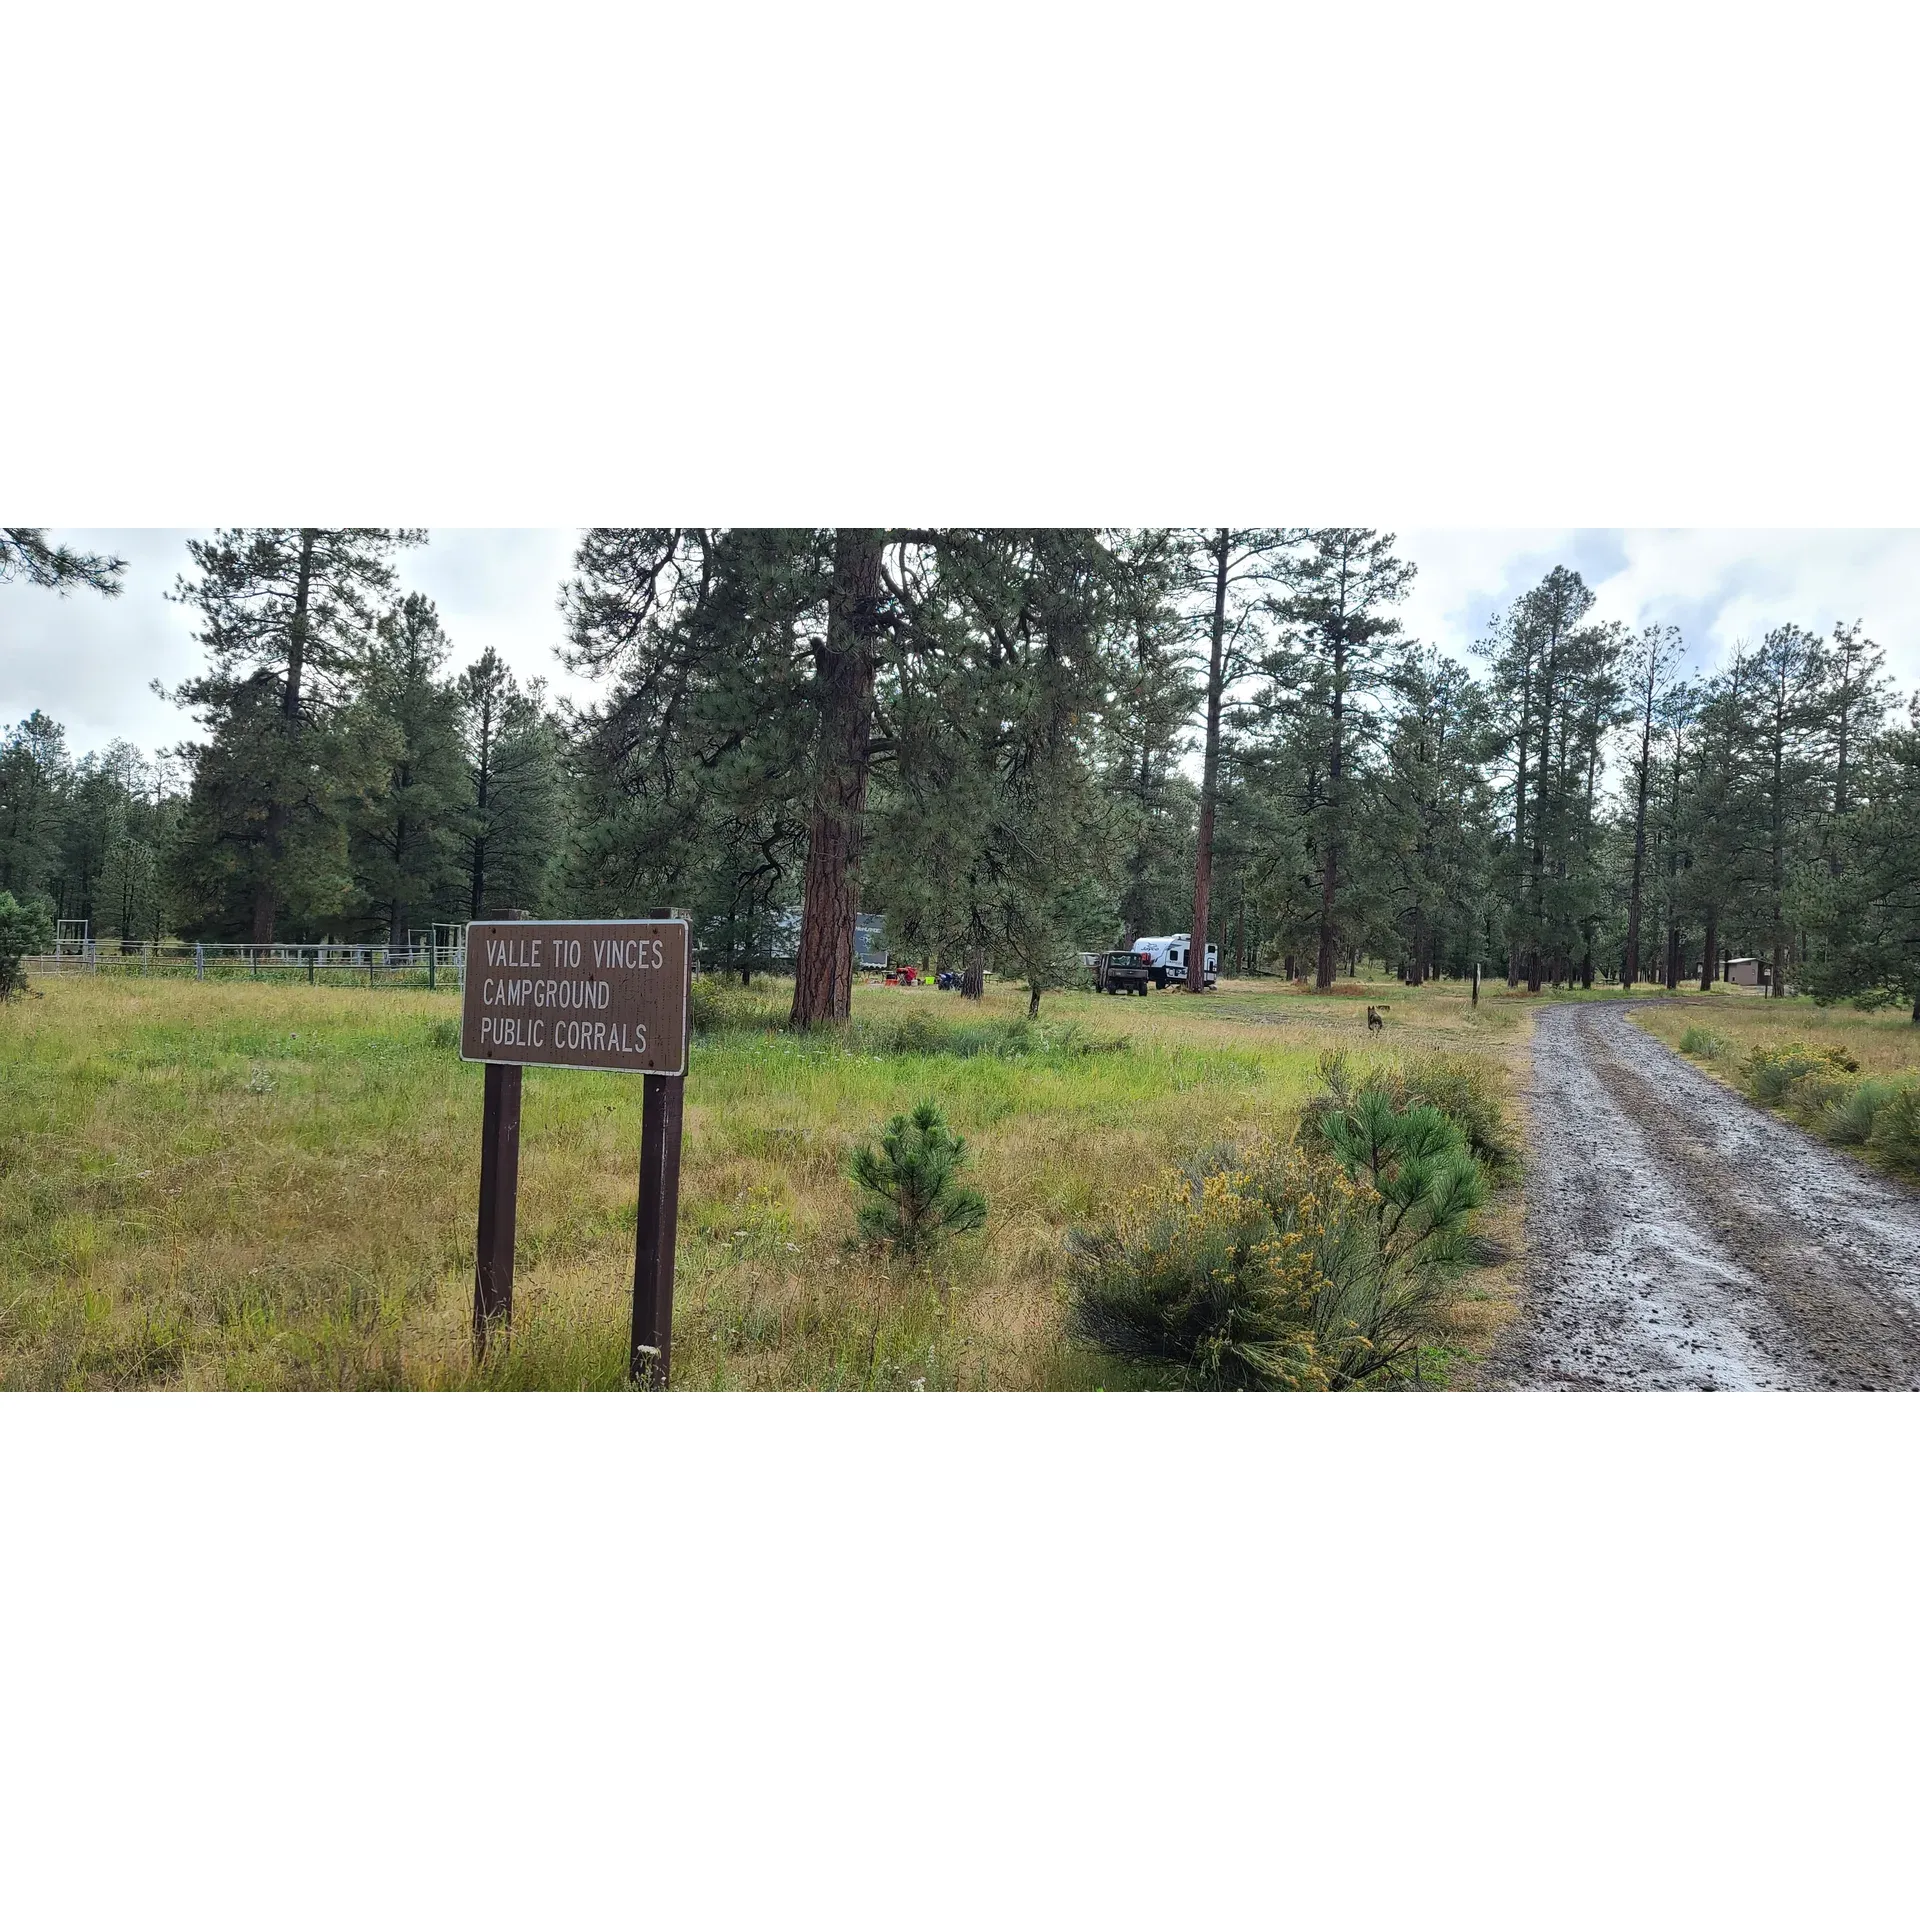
left=850, top=1101, right=988, bottom=1257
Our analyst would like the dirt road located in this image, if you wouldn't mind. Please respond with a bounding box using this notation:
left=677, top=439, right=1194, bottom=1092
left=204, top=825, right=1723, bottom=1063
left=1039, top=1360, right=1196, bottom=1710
left=1484, top=1002, right=1920, bottom=1390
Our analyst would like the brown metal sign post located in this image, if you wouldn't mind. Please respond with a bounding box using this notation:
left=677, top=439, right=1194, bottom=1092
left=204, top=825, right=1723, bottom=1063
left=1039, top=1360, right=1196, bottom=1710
left=460, top=918, right=692, bottom=1382
left=631, top=1072, right=685, bottom=1389
left=473, top=1059, right=522, bottom=1354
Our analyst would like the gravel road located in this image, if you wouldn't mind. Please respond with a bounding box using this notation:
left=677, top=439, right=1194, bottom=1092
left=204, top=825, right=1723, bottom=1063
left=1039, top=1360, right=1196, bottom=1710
left=1483, top=1001, right=1920, bottom=1390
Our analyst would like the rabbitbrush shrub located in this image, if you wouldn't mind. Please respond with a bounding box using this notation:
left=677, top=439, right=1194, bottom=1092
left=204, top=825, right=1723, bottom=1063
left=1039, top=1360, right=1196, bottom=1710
left=1743, top=1042, right=1860, bottom=1106
left=1067, top=1142, right=1363, bottom=1390
left=850, top=1100, right=988, bottom=1258
left=1067, top=1103, right=1483, bottom=1393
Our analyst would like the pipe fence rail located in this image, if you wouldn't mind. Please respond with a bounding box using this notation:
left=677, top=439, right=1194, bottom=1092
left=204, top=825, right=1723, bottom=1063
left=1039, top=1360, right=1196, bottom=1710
left=28, top=936, right=469, bottom=989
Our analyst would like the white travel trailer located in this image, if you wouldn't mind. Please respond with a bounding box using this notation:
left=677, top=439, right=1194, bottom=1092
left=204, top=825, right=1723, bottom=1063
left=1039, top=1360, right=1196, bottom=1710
left=1131, top=935, right=1219, bottom=989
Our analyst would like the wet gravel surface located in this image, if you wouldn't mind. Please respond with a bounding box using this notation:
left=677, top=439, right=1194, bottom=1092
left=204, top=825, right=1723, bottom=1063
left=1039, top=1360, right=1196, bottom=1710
left=1484, top=1002, right=1920, bottom=1390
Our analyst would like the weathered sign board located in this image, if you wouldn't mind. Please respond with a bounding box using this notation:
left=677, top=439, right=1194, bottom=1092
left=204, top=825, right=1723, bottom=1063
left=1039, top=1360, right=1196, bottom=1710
left=461, top=918, right=689, bottom=1076
left=460, top=917, right=690, bottom=1387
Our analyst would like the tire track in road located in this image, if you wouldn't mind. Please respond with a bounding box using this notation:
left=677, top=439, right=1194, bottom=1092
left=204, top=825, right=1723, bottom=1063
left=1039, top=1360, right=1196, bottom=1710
left=1484, top=1002, right=1920, bottom=1391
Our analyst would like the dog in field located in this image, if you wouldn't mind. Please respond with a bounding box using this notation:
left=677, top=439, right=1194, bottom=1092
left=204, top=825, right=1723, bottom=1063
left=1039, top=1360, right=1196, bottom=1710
left=1366, top=1004, right=1385, bottom=1032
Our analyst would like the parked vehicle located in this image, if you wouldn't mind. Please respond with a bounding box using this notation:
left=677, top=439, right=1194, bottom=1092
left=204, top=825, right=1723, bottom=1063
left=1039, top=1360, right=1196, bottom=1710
left=1131, top=936, right=1219, bottom=989
left=1092, top=949, right=1151, bottom=996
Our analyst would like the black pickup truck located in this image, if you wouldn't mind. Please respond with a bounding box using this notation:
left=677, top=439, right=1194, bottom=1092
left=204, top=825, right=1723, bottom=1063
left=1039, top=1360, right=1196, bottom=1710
left=1093, top=950, right=1151, bottom=996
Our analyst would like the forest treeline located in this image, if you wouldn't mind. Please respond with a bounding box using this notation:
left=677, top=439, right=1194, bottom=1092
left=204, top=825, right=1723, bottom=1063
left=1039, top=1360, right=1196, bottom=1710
left=3, top=525, right=1917, bottom=1022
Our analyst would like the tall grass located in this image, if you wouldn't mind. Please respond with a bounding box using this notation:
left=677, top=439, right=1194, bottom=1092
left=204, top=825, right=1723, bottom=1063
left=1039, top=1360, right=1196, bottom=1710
left=7, top=973, right=1471, bottom=1389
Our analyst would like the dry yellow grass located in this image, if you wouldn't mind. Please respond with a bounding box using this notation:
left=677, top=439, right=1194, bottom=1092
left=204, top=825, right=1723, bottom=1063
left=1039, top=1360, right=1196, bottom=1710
left=0, top=969, right=1530, bottom=1389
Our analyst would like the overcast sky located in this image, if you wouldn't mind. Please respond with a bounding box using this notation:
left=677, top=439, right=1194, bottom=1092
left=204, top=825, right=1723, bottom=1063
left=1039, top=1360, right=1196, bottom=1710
left=5, top=528, right=1918, bottom=758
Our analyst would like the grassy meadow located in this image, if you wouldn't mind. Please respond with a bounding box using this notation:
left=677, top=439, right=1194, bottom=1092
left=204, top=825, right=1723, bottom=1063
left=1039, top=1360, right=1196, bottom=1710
left=0, top=968, right=1533, bottom=1390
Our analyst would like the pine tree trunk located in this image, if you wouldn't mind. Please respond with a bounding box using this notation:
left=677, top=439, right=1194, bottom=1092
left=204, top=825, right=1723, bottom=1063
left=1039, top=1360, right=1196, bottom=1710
left=1700, top=908, right=1718, bottom=990
left=790, top=530, right=885, bottom=1028
left=962, top=943, right=984, bottom=1000
left=1188, top=531, right=1229, bottom=994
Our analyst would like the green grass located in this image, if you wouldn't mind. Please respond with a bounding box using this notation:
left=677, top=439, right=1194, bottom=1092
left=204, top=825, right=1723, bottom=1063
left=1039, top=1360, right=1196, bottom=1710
left=0, top=971, right=1527, bottom=1389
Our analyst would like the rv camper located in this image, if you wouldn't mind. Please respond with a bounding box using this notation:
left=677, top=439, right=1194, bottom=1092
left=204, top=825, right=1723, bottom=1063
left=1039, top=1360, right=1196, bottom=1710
left=1131, top=936, right=1219, bottom=989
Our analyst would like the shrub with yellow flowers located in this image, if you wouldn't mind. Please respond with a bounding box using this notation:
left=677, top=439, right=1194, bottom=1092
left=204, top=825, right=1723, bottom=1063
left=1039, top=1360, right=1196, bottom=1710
left=1067, top=1098, right=1484, bottom=1392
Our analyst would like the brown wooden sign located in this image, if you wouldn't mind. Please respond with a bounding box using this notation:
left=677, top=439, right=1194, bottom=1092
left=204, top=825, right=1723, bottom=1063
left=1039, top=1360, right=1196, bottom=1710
left=460, top=918, right=689, bottom=1076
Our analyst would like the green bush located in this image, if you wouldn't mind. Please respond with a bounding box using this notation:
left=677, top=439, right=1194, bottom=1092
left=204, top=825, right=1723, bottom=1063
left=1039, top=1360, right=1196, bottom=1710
left=1304, top=1047, right=1514, bottom=1178
left=0, top=892, right=54, bottom=1002
left=1823, top=1078, right=1904, bottom=1146
left=850, top=1100, right=988, bottom=1257
left=1869, top=1089, right=1920, bottom=1179
left=1067, top=1110, right=1481, bottom=1393
left=1742, top=1042, right=1861, bottom=1105
left=689, top=973, right=782, bottom=1035
left=1680, top=1027, right=1728, bottom=1060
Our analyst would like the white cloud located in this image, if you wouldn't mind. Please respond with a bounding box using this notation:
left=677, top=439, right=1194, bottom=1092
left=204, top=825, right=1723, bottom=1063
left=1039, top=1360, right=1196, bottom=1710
left=1396, top=528, right=1920, bottom=690
left=1, top=529, right=600, bottom=757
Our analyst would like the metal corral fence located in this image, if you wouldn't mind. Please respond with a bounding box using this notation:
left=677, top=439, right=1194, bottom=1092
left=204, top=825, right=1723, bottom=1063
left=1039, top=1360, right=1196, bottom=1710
left=28, top=933, right=469, bottom=990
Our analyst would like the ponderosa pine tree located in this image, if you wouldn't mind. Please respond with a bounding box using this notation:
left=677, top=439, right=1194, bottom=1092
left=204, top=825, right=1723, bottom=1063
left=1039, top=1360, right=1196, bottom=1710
left=0, top=712, right=72, bottom=906
left=351, top=593, right=469, bottom=945
left=1177, top=529, right=1299, bottom=991
left=0, top=529, right=124, bottom=595
left=1684, top=653, right=1769, bottom=990
left=167, top=528, right=423, bottom=943
left=1651, top=679, right=1701, bottom=989
left=1275, top=528, right=1417, bottom=990
left=1799, top=698, right=1920, bottom=1018
left=561, top=528, right=1136, bottom=1027
left=1511, top=568, right=1601, bottom=988
left=1746, top=623, right=1831, bottom=996
left=872, top=550, right=1126, bottom=1013
left=1820, top=620, right=1891, bottom=865
left=1621, top=624, right=1682, bottom=988
left=1102, top=590, right=1195, bottom=945
left=457, top=648, right=564, bottom=921
left=1378, top=650, right=1496, bottom=983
